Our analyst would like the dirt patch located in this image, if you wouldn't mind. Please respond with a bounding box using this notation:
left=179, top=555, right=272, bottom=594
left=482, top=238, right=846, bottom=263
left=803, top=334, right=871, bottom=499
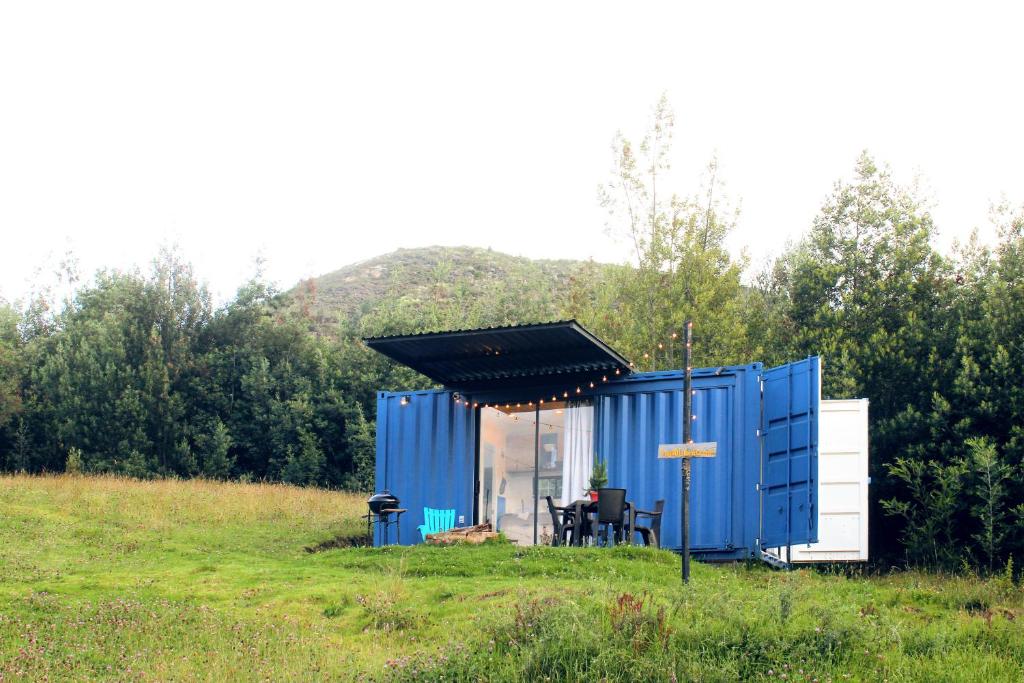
left=454, top=589, right=511, bottom=602
left=305, top=532, right=371, bottom=552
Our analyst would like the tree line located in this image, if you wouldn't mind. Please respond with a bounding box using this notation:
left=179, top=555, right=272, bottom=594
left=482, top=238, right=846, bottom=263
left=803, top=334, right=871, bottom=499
left=1, top=97, right=1022, bottom=570
left=0, top=257, right=375, bottom=491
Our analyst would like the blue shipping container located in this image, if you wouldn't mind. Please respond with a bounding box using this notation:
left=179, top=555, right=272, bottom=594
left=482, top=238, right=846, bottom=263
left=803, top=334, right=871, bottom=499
left=374, top=356, right=819, bottom=560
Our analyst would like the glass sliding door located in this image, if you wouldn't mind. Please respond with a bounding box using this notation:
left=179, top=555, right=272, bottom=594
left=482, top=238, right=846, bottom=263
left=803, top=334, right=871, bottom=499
left=479, top=404, right=537, bottom=545
left=478, top=401, right=593, bottom=546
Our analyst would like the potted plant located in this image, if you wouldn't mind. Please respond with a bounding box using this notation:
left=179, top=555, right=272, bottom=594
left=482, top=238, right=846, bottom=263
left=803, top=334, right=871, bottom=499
left=588, top=460, right=608, bottom=501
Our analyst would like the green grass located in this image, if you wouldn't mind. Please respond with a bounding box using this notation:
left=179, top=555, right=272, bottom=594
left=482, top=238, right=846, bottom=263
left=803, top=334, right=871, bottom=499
left=2, top=475, right=1023, bottom=681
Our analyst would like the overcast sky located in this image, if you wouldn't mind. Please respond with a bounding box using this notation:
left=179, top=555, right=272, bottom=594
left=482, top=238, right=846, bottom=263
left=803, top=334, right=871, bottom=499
left=1, top=2, right=1021, bottom=304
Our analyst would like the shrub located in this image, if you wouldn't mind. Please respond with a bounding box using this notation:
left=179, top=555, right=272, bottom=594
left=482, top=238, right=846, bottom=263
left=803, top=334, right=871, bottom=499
left=65, top=447, right=83, bottom=474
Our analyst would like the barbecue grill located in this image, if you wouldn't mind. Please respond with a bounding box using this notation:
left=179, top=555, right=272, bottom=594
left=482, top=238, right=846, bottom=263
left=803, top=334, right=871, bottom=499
left=365, top=490, right=406, bottom=545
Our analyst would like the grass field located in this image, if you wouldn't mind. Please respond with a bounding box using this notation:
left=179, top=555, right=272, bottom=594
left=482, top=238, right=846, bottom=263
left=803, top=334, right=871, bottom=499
left=2, top=475, right=1023, bottom=681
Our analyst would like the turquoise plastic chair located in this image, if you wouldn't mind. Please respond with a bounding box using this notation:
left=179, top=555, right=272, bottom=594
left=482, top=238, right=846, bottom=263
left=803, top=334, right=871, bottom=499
left=418, top=507, right=456, bottom=540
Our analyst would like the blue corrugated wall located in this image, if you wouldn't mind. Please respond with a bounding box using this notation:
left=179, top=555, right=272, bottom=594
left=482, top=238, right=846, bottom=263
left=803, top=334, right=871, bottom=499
left=375, top=389, right=476, bottom=545
left=594, top=366, right=763, bottom=559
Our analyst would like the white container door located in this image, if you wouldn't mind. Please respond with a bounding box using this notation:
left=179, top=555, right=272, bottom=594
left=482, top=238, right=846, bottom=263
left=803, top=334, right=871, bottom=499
left=775, top=398, right=869, bottom=562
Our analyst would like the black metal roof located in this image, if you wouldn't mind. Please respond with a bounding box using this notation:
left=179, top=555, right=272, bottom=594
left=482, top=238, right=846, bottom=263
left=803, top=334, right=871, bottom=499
left=363, top=320, right=633, bottom=390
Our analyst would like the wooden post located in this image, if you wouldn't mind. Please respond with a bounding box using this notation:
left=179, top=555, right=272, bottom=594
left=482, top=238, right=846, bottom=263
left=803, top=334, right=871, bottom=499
left=682, top=320, right=693, bottom=583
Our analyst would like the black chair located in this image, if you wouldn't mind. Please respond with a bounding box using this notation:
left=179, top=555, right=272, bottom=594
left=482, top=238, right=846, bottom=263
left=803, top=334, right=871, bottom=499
left=633, top=499, right=665, bottom=548
left=545, top=496, right=576, bottom=547
left=592, top=488, right=627, bottom=546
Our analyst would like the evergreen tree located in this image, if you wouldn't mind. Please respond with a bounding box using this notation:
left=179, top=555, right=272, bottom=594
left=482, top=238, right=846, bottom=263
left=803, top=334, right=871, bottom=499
left=200, top=419, right=234, bottom=480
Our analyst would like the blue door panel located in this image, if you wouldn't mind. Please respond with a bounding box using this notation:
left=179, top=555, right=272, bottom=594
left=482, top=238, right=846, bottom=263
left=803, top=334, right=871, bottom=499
left=760, top=357, right=819, bottom=548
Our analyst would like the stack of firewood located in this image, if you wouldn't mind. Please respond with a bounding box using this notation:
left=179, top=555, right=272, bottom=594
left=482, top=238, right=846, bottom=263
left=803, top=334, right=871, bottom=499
left=425, top=523, right=499, bottom=545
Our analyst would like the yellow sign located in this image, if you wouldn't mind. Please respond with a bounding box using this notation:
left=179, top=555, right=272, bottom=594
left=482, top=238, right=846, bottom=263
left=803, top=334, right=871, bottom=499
left=658, top=442, right=718, bottom=459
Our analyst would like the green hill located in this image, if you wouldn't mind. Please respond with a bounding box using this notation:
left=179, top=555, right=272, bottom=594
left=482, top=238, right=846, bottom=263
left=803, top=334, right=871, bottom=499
left=284, top=246, right=603, bottom=334
left=2, top=474, right=1023, bottom=681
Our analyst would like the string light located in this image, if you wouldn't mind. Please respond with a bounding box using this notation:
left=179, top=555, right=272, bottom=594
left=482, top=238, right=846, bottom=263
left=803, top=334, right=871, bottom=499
left=452, top=329, right=696, bottom=411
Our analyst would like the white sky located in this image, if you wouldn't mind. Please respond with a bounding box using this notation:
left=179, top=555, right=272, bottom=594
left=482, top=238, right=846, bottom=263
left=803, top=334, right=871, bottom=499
left=1, top=2, right=1021, bottom=304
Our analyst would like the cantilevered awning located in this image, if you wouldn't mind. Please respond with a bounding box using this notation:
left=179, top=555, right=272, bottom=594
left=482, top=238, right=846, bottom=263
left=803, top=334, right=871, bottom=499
left=363, top=320, right=632, bottom=390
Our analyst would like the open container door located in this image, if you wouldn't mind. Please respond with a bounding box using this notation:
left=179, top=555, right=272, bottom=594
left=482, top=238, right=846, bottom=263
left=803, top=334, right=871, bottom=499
left=760, top=356, right=820, bottom=554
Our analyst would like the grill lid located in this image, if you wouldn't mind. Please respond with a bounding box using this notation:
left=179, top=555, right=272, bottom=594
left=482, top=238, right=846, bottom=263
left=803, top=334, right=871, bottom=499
left=367, top=490, right=399, bottom=514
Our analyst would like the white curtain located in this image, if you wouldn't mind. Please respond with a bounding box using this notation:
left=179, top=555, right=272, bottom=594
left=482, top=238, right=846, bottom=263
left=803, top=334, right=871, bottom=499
left=561, top=402, right=594, bottom=503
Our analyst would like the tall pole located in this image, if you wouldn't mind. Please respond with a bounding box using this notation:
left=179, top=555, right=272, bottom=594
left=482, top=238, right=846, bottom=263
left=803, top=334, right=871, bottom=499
left=682, top=320, right=693, bottom=583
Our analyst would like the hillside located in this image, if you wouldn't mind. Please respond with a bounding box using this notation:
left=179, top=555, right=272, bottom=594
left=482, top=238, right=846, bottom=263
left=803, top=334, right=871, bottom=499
left=2, top=474, right=1023, bottom=681
left=283, top=246, right=604, bottom=333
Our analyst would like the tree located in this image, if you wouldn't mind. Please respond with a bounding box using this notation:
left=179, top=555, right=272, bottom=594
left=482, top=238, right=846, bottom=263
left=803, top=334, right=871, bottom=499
left=763, top=152, right=953, bottom=561
left=200, top=419, right=234, bottom=480
left=568, top=95, right=752, bottom=369
left=19, top=250, right=211, bottom=476
left=965, top=437, right=1011, bottom=573
left=281, top=428, right=325, bottom=487
left=0, top=302, right=22, bottom=463
left=880, top=456, right=967, bottom=569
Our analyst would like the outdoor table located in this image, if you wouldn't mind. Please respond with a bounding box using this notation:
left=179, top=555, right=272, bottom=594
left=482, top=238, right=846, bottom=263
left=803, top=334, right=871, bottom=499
left=567, top=499, right=635, bottom=546
left=567, top=499, right=595, bottom=546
